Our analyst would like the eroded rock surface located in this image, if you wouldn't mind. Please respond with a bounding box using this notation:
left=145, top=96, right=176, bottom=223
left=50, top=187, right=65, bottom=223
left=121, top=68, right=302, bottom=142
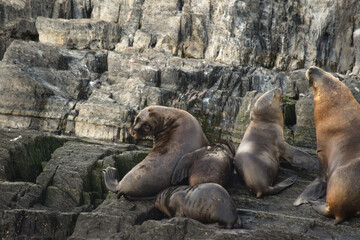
left=2, top=0, right=360, bottom=239
left=1, top=129, right=360, bottom=240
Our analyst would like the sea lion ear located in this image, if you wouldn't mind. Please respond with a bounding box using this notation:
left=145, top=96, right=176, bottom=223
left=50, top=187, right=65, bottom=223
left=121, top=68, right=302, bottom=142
left=313, top=81, right=317, bottom=89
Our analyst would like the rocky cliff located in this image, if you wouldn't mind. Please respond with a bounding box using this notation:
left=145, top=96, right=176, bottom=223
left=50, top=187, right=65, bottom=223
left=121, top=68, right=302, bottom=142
left=1, top=0, right=360, bottom=239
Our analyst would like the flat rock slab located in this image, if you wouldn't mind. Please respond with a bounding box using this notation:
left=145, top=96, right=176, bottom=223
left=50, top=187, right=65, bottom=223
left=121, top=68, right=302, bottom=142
left=69, top=162, right=360, bottom=240
left=69, top=195, right=162, bottom=240
left=0, top=209, right=78, bottom=240
left=36, top=17, right=121, bottom=50
left=0, top=129, right=359, bottom=239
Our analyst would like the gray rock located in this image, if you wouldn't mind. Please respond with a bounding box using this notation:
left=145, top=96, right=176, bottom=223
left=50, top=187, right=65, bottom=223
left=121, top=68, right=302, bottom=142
left=293, top=93, right=317, bottom=148
left=53, top=0, right=94, bottom=19
left=0, top=0, right=54, bottom=59
left=39, top=141, right=120, bottom=211
left=91, top=0, right=121, bottom=23
left=2, top=0, right=360, bottom=238
left=69, top=162, right=360, bottom=240
left=0, top=209, right=78, bottom=240
left=69, top=196, right=160, bottom=240
left=0, top=129, right=66, bottom=182
left=0, top=182, right=43, bottom=210
left=231, top=91, right=258, bottom=145
left=36, top=17, right=121, bottom=50
left=0, top=40, right=107, bottom=133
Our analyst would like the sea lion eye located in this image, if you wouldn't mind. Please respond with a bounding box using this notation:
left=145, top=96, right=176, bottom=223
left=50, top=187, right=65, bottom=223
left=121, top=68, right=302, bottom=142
left=143, top=123, right=151, bottom=132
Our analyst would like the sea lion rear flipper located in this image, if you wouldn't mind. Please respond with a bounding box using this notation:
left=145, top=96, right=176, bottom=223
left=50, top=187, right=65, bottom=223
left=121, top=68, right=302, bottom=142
left=311, top=200, right=341, bottom=224
left=171, top=151, right=199, bottom=185
left=102, top=167, right=120, bottom=193
left=279, top=142, right=319, bottom=169
left=265, top=175, right=297, bottom=196
left=293, top=176, right=327, bottom=206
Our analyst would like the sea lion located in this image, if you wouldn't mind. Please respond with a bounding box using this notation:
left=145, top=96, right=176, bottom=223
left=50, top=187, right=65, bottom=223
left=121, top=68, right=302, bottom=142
left=171, top=140, right=235, bottom=187
left=155, top=183, right=242, bottom=229
left=294, top=66, right=360, bottom=224
left=234, top=88, right=318, bottom=198
left=103, top=105, right=209, bottom=199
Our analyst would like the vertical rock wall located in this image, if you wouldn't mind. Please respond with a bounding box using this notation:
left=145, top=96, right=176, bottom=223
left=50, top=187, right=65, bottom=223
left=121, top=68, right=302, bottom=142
left=1, top=0, right=360, bottom=148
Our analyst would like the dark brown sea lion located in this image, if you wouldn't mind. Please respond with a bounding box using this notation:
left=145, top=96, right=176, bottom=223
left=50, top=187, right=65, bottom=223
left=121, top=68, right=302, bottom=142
left=294, top=66, right=360, bottom=224
left=234, top=88, right=318, bottom=198
left=155, top=183, right=242, bottom=229
left=103, top=105, right=209, bottom=199
left=171, top=140, right=235, bottom=187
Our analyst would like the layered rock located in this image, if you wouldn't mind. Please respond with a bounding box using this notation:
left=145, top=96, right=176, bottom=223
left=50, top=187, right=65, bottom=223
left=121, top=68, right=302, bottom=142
left=36, top=17, right=121, bottom=50
left=0, top=40, right=106, bottom=133
left=2, top=0, right=360, bottom=239
left=0, top=128, right=151, bottom=239
left=0, top=0, right=55, bottom=59
left=2, top=39, right=360, bottom=146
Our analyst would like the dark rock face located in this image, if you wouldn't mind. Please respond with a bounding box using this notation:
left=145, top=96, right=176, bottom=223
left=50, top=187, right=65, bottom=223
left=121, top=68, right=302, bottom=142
left=1, top=0, right=360, bottom=239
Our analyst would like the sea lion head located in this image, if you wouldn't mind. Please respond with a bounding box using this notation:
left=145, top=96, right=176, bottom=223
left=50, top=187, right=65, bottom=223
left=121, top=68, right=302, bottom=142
left=130, top=107, right=160, bottom=139
left=306, top=66, right=339, bottom=93
left=155, top=186, right=188, bottom=217
left=251, top=88, right=283, bottom=122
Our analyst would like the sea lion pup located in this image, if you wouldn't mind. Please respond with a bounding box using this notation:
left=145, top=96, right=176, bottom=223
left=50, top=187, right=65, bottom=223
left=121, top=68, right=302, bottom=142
left=171, top=140, right=235, bottom=187
left=103, top=106, right=209, bottom=199
left=294, top=66, right=360, bottom=224
left=234, top=88, right=318, bottom=198
left=155, top=183, right=242, bottom=229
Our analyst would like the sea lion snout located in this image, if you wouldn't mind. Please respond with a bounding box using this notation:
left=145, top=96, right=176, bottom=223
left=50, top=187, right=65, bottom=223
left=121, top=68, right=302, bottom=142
left=129, top=127, right=138, bottom=138
left=275, top=87, right=282, bottom=96
left=272, top=87, right=283, bottom=100
left=306, top=66, right=323, bottom=86
left=129, top=127, right=139, bottom=139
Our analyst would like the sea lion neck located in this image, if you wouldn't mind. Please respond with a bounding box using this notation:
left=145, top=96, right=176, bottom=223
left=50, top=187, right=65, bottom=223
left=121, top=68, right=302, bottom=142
left=153, top=110, right=181, bottom=146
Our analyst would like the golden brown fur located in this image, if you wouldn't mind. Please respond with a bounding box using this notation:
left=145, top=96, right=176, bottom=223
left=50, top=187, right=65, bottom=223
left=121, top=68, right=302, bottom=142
left=303, top=66, right=360, bottom=224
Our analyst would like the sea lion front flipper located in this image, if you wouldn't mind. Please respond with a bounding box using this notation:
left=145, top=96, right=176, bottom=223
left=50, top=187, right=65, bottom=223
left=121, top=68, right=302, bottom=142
left=171, top=150, right=200, bottom=185
left=264, top=175, right=297, bottom=197
left=279, top=142, right=319, bottom=169
left=102, top=166, right=120, bottom=193
left=293, top=176, right=327, bottom=206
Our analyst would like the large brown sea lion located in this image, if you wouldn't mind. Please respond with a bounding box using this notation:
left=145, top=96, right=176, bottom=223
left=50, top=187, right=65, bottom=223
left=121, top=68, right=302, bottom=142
left=234, top=88, right=318, bottom=198
left=155, top=183, right=242, bottom=229
left=103, top=106, right=209, bottom=199
left=171, top=140, right=235, bottom=187
left=294, top=66, right=360, bottom=224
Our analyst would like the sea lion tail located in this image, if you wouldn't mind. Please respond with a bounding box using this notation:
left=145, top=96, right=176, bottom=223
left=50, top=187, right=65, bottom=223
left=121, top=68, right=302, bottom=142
left=102, top=166, right=120, bottom=193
